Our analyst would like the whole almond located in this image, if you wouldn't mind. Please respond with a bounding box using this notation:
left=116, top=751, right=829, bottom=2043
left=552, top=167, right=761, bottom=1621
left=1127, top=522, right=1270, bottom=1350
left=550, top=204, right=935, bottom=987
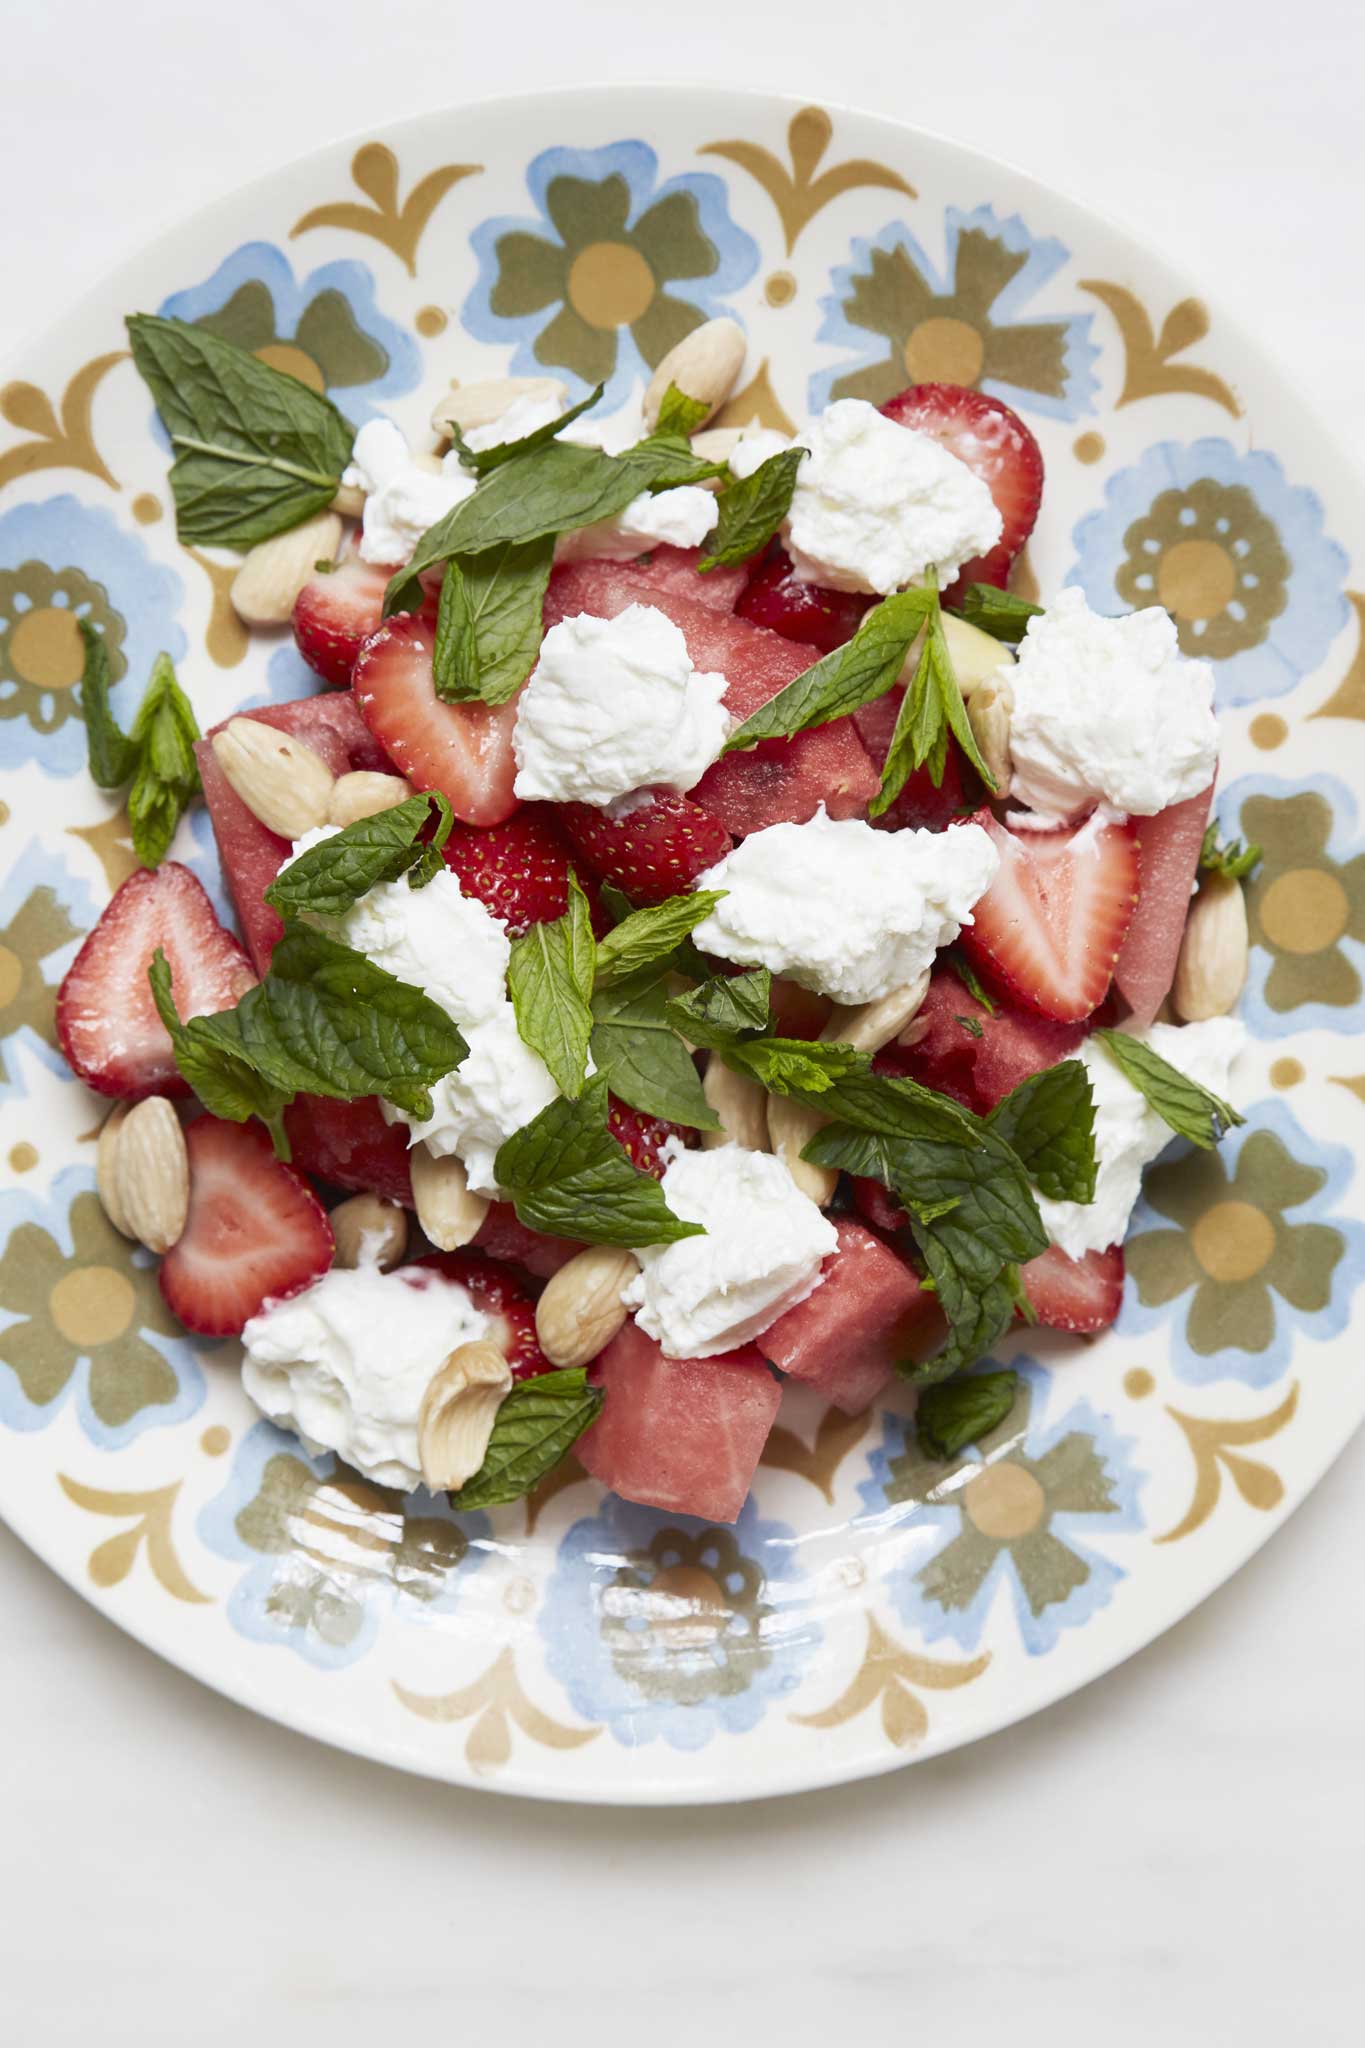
left=642, top=318, right=746, bottom=430
left=330, top=1193, right=408, bottom=1271
left=701, top=1057, right=770, bottom=1152
left=114, top=1096, right=189, bottom=1255
left=940, top=614, right=1016, bottom=699
left=967, top=677, right=1013, bottom=800
left=327, top=770, right=415, bottom=827
left=230, top=511, right=343, bottom=627
left=535, top=1245, right=640, bottom=1369
left=331, top=481, right=366, bottom=519
left=767, top=1093, right=837, bottom=1208
left=822, top=973, right=929, bottom=1055
left=96, top=1103, right=134, bottom=1238
left=431, top=375, right=568, bottom=439
left=1173, top=873, right=1249, bottom=1022
left=418, top=1339, right=513, bottom=1490
left=411, top=1145, right=489, bottom=1251
left=211, top=717, right=336, bottom=839
left=690, top=426, right=745, bottom=463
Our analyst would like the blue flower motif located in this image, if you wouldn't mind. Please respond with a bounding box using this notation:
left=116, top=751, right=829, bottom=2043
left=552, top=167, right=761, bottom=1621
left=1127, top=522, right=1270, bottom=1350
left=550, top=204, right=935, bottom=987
left=199, top=1419, right=489, bottom=1672
left=0, top=495, right=186, bottom=775
left=159, top=241, right=420, bottom=424
left=1122, top=1099, right=1365, bottom=1389
left=811, top=205, right=1099, bottom=421
left=858, top=1364, right=1145, bottom=1656
left=463, top=140, right=759, bottom=414
left=540, top=1494, right=819, bottom=1750
left=0, top=1169, right=205, bottom=1447
left=0, top=839, right=95, bottom=1100
left=1069, top=438, right=1349, bottom=707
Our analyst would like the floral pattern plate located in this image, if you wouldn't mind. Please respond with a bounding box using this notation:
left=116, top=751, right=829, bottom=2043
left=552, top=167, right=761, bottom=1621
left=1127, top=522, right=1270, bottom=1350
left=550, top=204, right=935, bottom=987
left=2, top=89, right=1364, bottom=1804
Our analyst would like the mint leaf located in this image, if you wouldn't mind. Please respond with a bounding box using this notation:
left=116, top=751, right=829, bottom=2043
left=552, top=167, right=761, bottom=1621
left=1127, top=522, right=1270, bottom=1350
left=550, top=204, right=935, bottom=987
left=950, top=584, right=1043, bottom=644
left=1094, top=1029, right=1244, bottom=1150
left=264, top=792, right=452, bottom=920
left=699, top=447, right=806, bottom=571
left=447, top=383, right=605, bottom=475
left=495, top=1073, right=703, bottom=1247
left=80, top=632, right=201, bottom=868
left=447, top=1367, right=604, bottom=1508
left=664, top=968, right=771, bottom=1049
left=126, top=314, right=354, bottom=549
left=593, top=890, right=726, bottom=991
left=507, top=873, right=595, bottom=1098
left=945, top=950, right=995, bottom=1017
left=149, top=950, right=291, bottom=1156
left=590, top=975, right=718, bottom=1129
left=78, top=621, right=137, bottom=787
left=724, top=1034, right=872, bottom=1095
left=431, top=538, right=555, bottom=705
left=870, top=590, right=996, bottom=813
left=1200, top=823, right=1261, bottom=882
left=916, top=1368, right=1020, bottom=1459
left=987, top=1060, right=1096, bottom=1204
left=724, top=587, right=932, bottom=752
left=654, top=383, right=713, bottom=438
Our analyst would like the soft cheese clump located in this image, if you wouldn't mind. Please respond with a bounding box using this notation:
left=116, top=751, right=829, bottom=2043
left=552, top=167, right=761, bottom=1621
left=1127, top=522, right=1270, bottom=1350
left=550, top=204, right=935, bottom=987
left=692, top=808, right=1000, bottom=1005
left=391, top=1004, right=562, bottom=1197
left=1008, top=586, right=1219, bottom=821
left=624, top=1145, right=838, bottom=1358
left=512, top=603, right=730, bottom=806
left=341, top=419, right=475, bottom=566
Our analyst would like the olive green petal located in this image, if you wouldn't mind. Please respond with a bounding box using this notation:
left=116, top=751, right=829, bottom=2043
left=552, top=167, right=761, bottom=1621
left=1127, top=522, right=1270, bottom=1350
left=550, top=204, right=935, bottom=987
left=294, top=290, right=388, bottom=391
left=1028, top=1435, right=1119, bottom=1516
left=1263, top=944, right=1360, bottom=1015
left=631, top=292, right=705, bottom=371
left=1010, top=1527, right=1091, bottom=1617
left=844, top=243, right=933, bottom=344
left=916, top=1526, right=1001, bottom=1614
left=1125, top=1227, right=1202, bottom=1308
left=237, top=1452, right=317, bottom=1557
left=87, top=1332, right=178, bottom=1429
left=1337, top=853, right=1365, bottom=942
left=1143, top=1147, right=1231, bottom=1230
left=830, top=354, right=910, bottom=407
left=544, top=171, right=632, bottom=251
left=631, top=190, right=718, bottom=282
left=981, top=320, right=1071, bottom=403
left=194, top=279, right=278, bottom=353
left=0, top=1316, right=76, bottom=1408
left=533, top=304, right=618, bottom=386
left=489, top=231, right=568, bottom=318
left=951, top=227, right=1031, bottom=318
left=0, top=1220, right=66, bottom=1317
left=393, top=1514, right=468, bottom=1593
left=1233, top=1129, right=1325, bottom=1216
left=1242, top=792, right=1332, bottom=870
left=0, top=685, right=73, bottom=737
left=1186, top=1277, right=1275, bottom=1356
left=1267, top=1221, right=1344, bottom=1314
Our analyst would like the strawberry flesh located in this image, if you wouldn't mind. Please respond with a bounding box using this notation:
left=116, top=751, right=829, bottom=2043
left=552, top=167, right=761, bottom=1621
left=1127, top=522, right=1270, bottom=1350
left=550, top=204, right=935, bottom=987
left=283, top=1094, right=414, bottom=1206
left=160, top=1116, right=334, bottom=1336
left=353, top=612, right=520, bottom=827
left=473, top=1202, right=585, bottom=1280
left=292, top=551, right=399, bottom=689
left=607, top=1098, right=696, bottom=1177
left=557, top=789, right=732, bottom=904
left=415, top=1250, right=550, bottom=1378
left=442, top=804, right=606, bottom=935
left=1020, top=1243, right=1124, bottom=1334
left=736, top=545, right=873, bottom=653
left=879, top=383, right=1043, bottom=601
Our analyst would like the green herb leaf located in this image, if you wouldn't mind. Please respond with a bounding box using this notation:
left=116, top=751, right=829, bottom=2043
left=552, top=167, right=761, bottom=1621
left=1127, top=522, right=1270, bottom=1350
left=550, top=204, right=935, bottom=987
left=870, top=590, right=996, bottom=814
left=724, top=587, right=933, bottom=752
left=447, top=384, right=605, bottom=475
left=987, top=1060, right=1096, bottom=1204
left=593, top=890, right=726, bottom=991
left=590, top=975, right=719, bottom=1129
left=699, top=447, right=806, bottom=572
left=951, top=584, right=1043, bottom=643
left=1199, top=824, right=1262, bottom=882
left=724, top=1034, right=872, bottom=1096
left=916, top=1369, right=1020, bottom=1460
left=149, top=950, right=292, bottom=1157
left=654, top=383, right=713, bottom=438
left=80, top=632, right=201, bottom=869
left=664, top=967, right=772, bottom=1049
left=126, top=314, right=354, bottom=549
left=494, top=1073, right=703, bottom=1247
left=78, top=621, right=137, bottom=787
left=431, top=537, right=555, bottom=705
left=507, top=873, right=596, bottom=1098
left=264, top=792, right=452, bottom=920
left=1094, top=1029, right=1244, bottom=1150
left=945, top=949, right=996, bottom=1017
left=447, top=1367, right=605, bottom=1509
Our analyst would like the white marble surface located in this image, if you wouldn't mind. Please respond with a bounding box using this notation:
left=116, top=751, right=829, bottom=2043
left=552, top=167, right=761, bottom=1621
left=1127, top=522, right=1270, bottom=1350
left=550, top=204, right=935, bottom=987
left=2, top=2, right=1364, bottom=2040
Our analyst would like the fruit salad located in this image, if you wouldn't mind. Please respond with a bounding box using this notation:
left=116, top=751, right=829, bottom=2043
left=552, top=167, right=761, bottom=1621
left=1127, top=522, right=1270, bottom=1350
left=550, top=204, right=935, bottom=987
left=53, top=309, right=1257, bottom=1524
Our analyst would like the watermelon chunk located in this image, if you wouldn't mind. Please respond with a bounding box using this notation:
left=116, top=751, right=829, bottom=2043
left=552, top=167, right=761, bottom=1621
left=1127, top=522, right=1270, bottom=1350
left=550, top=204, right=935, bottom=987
left=758, top=1218, right=945, bottom=1413
left=885, top=966, right=1085, bottom=1114
left=577, top=1320, right=781, bottom=1523
left=282, top=1094, right=414, bottom=1205
left=623, top=543, right=749, bottom=614
left=544, top=562, right=879, bottom=835
left=1114, top=783, right=1216, bottom=1028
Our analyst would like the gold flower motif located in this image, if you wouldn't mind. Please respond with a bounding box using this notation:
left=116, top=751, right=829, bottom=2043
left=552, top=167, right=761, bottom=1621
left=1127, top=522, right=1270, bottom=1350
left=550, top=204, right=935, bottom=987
left=791, top=1612, right=989, bottom=1748
left=1241, top=790, right=1365, bottom=1013
left=0, top=564, right=125, bottom=739
left=1115, top=479, right=1290, bottom=661
left=394, top=1647, right=600, bottom=1771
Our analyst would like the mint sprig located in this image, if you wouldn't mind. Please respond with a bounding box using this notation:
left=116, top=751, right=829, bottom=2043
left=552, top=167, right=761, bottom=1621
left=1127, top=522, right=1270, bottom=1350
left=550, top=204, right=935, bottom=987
left=664, top=968, right=772, bottom=1048
left=699, top=447, right=806, bottom=572
left=590, top=974, right=718, bottom=1130
left=987, top=1061, right=1096, bottom=1204
left=1199, top=824, right=1262, bottom=882
left=949, top=584, right=1043, bottom=644
left=150, top=951, right=292, bottom=1156
left=653, top=383, right=713, bottom=438
left=870, top=586, right=996, bottom=813
left=79, top=627, right=201, bottom=869
left=1094, top=1029, right=1244, bottom=1150
left=593, top=890, right=726, bottom=991
left=723, top=587, right=932, bottom=752
left=263, top=791, right=452, bottom=920
left=722, top=1034, right=872, bottom=1096
left=916, top=1368, right=1020, bottom=1461
left=446, top=1367, right=605, bottom=1508
left=431, top=538, right=555, bottom=706
left=494, top=1074, right=702, bottom=1247
left=507, top=873, right=596, bottom=1098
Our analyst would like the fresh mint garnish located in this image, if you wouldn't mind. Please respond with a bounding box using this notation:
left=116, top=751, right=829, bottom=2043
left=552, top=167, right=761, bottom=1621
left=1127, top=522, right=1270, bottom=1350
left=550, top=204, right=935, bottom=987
left=946, top=950, right=996, bottom=1017
left=126, top=314, right=355, bottom=549
left=722, top=1034, right=872, bottom=1096
left=653, top=383, right=713, bottom=439
left=507, top=873, right=596, bottom=1098
left=593, top=890, right=726, bottom=991
left=446, top=1367, right=605, bottom=1508
left=870, top=584, right=996, bottom=811
left=431, top=538, right=555, bottom=706
left=80, top=626, right=202, bottom=869
left=664, top=967, right=772, bottom=1048
left=149, top=950, right=292, bottom=1156
left=950, top=584, right=1043, bottom=643
left=699, top=447, right=806, bottom=572
left=446, top=383, right=605, bottom=475
left=263, top=791, right=452, bottom=920
left=1094, top=1029, right=1244, bottom=1150
left=723, top=587, right=933, bottom=751
left=987, top=1060, right=1096, bottom=1205
left=916, top=1368, right=1020, bottom=1460
left=1199, top=823, right=1262, bottom=882
left=590, top=973, right=719, bottom=1130
left=494, top=1073, right=703, bottom=1247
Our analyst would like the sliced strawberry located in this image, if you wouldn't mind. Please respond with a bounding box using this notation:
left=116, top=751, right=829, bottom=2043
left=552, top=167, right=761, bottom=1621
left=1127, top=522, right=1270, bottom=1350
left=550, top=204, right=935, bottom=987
left=292, top=552, right=397, bottom=689
left=473, top=1202, right=585, bottom=1280
left=353, top=613, right=520, bottom=826
left=1020, top=1243, right=1124, bottom=1334
left=160, top=1117, right=333, bottom=1336
left=879, top=384, right=1043, bottom=597
left=736, top=545, right=873, bottom=653
left=415, top=1250, right=550, bottom=1378
left=959, top=810, right=1140, bottom=1024
left=442, top=805, right=606, bottom=935
left=557, top=789, right=732, bottom=904
left=56, top=864, right=256, bottom=1101
left=282, top=1094, right=414, bottom=1206
left=607, top=1098, right=695, bottom=1178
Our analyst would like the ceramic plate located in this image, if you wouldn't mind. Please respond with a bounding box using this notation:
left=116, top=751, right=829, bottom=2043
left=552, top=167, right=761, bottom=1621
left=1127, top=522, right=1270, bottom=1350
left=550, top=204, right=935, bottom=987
left=2, top=88, right=1363, bottom=1803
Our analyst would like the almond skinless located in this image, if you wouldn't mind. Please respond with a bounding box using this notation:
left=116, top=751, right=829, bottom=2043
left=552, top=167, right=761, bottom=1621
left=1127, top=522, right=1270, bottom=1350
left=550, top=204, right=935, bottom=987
left=410, top=1144, right=489, bottom=1251
left=701, top=1057, right=770, bottom=1152
left=331, top=481, right=366, bottom=520
left=767, top=1093, right=838, bottom=1208
left=418, top=1339, right=514, bottom=1490
left=96, top=1103, right=134, bottom=1238
left=431, top=375, right=568, bottom=440
left=211, top=717, right=336, bottom=839
left=642, top=318, right=746, bottom=430
left=113, top=1096, right=189, bottom=1255
left=689, top=426, right=745, bottom=463
left=327, top=770, right=415, bottom=827
left=1172, top=873, right=1249, bottom=1022
left=535, top=1245, right=640, bottom=1369
left=230, top=512, right=343, bottom=627
left=967, top=677, right=1013, bottom=800
left=330, top=1193, right=408, bottom=1271
left=822, top=972, right=929, bottom=1054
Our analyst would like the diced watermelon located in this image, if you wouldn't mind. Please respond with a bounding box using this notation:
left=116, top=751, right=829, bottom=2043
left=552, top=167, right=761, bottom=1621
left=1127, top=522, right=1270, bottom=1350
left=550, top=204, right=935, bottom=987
left=1114, top=783, right=1216, bottom=1028
left=473, top=1202, right=585, bottom=1280
left=888, top=965, right=1085, bottom=1115
left=282, top=1094, right=414, bottom=1205
left=197, top=695, right=392, bottom=975
left=758, top=1218, right=945, bottom=1414
left=624, top=543, right=749, bottom=613
left=578, top=1320, right=781, bottom=1524
left=543, top=561, right=879, bottom=835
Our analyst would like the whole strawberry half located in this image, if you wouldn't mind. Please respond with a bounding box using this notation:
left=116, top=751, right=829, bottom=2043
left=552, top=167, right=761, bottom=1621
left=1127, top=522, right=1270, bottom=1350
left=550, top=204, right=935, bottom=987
left=353, top=612, right=521, bottom=827
left=442, top=806, right=606, bottom=935
left=556, top=789, right=732, bottom=905
left=160, top=1117, right=334, bottom=1337
left=292, top=551, right=399, bottom=689
left=1020, top=1243, right=1124, bottom=1334
left=608, top=1098, right=696, bottom=1178
left=415, top=1250, right=550, bottom=1378
left=879, top=383, right=1043, bottom=597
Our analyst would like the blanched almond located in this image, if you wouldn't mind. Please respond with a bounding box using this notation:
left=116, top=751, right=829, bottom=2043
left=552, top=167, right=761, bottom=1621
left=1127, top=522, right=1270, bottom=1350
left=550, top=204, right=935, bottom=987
left=418, top=1340, right=513, bottom=1490
left=822, top=973, right=929, bottom=1054
left=767, top=1093, right=837, bottom=1208
left=230, top=512, right=343, bottom=627
left=701, top=1057, right=770, bottom=1152
left=642, top=319, right=746, bottom=430
left=411, top=1145, right=488, bottom=1251
left=941, top=614, right=1016, bottom=698
left=211, top=717, right=335, bottom=839
left=330, top=1193, right=408, bottom=1271
left=331, top=481, right=366, bottom=519
left=1173, top=873, right=1249, bottom=1021
left=96, top=1103, right=134, bottom=1238
left=431, top=375, right=567, bottom=439
left=114, top=1096, right=189, bottom=1254
left=967, top=677, right=1013, bottom=800
left=690, top=426, right=745, bottom=463
left=327, top=770, right=414, bottom=827
left=535, top=1246, right=639, bottom=1369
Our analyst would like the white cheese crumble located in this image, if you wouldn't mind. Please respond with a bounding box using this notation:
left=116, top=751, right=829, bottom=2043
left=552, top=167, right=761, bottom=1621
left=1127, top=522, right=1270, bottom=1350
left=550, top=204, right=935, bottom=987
left=692, top=807, right=1000, bottom=1005
left=512, top=603, right=731, bottom=806
left=1038, top=1017, right=1247, bottom=1259
left=389, top=1003, right=562, bottom=1197
left=241, top=1264, right=490, bottom=1491
left=341, top=419, right=475, bottom=567
left=554, top=485, right=719, bottom=565
left=1008, top=586, right=1219, bottom=822
left=461, top=388, right=566, bottom=452
left=728, top=427, right=797, bottom=480
left=624, top=1144, right=838, bottom=1358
